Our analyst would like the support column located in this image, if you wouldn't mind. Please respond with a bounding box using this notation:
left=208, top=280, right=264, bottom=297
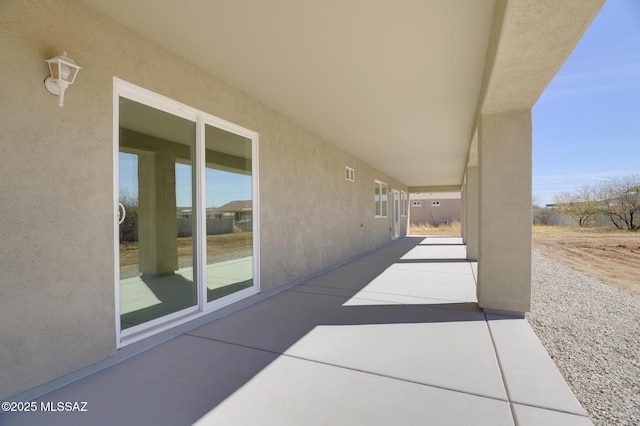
left=138, top=151, right=179, bottom=276
left=465, top=166, right=479, bottom=261
left=477, top=110, right=532, bottom=313
left=460, top=178, right=467, bottom=242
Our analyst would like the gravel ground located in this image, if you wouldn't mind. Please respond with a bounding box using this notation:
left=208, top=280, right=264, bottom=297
left=527, top=248, right=640, bottom=426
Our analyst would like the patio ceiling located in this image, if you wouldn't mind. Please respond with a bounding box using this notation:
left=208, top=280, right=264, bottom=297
left=82, top=0, right=603, bottom=188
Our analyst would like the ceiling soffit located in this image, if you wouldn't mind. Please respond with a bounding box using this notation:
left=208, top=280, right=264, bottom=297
left=82, top=0, right=495, bottom=187
left=480, top=0, right=606, bottom=114
left=81, top=0, right=604, bottom=188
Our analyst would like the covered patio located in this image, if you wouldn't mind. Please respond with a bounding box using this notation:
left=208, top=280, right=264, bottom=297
left=2, top=237, right=590, bottom=425
left=0, top=0, right=605, bottom=416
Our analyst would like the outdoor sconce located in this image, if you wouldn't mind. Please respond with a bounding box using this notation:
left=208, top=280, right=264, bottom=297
left=44, top=51, right=81, bottom=107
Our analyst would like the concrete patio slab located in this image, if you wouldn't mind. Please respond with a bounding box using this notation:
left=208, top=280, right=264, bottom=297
left=283, top=320, right=508, bottom=400
left=1, top=236, right=590, bottom=426
left=292, top=284, right=480, bottom=309
left=300, top=265, right=390, bottom=291
left=416, top=237, right=465, bottom=245
left=0, top=335, right=279, bottom=426
left=189, top=278, right=507, bottom=400
left=487, top=314, right=587, bottom=416
left=188, top=289, right=486, bottom=354
left=401, top=243, right=468, bottom=260
left=120, top=277, right=162, bottom=314
left=345, top=262, right=478, bottom=304
left=205, top=256, right=253, bottom=289
left=512, top=403, right=593, bottom=426
left=193, top=354, right=514, bottom=426
left=470, top=261, right=478, bottom=281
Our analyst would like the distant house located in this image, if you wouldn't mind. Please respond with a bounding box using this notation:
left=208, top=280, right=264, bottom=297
left=215, top=200, right=253, bottom=230
left=175, top=202, right=252, bottom=236
left=410, top=192, right=461, bottom=227
left=217, top=200, right=252, bottom=222
left=177, top=207, right=193, bottom=219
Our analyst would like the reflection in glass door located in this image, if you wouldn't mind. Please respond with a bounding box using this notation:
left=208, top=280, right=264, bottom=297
left=118, top=98, right=198, bottom=331
left=115, top=80, right=259, bottom=343
left=204, top=124, right=254, bottom=303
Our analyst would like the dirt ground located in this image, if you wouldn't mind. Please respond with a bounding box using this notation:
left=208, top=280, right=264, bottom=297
left=119, top=232, right=253, bottom=267
left=409, top=222, right=461, bottom=236
left=120, top=225, right=639, bottom=300
left=532, top=226, right=640, bottom=299
left=410, top=223, right=640, bottom=299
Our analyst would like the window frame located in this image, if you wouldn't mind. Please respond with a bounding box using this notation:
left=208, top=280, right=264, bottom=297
left=345, top=166, right=355, bottom=182
left=374, top=180, right=388, bottom=217
left=113, top=78, right=260, bottom=347
left=401, top=191, right=408, bottom=216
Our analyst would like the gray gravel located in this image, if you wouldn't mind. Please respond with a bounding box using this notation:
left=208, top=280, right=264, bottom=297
left=527, top=248, right=640, bottom=426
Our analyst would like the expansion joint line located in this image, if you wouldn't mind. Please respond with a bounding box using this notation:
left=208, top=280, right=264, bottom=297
left=186, top=333, right=509, bottom=404
left=482, top=311, right=518, bottom=424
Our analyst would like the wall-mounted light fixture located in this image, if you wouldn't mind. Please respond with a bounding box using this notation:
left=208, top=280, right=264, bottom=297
left=44, top=51, right=81, bottom=107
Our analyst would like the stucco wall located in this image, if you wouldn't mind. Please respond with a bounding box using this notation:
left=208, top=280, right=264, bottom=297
left=409, top=199, right=462, bottom=226
left=0, top=0, right=407, bottom=399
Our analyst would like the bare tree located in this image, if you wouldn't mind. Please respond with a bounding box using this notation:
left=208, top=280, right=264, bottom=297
left=119, top=189, right=139, bottom=242
left=553, top=185, right=600, bottom=227
left=533, top=207, right=555, bottom=226
left=598, top=175, right=640, bottom=231
left=532, top=195, right=553, bottom=225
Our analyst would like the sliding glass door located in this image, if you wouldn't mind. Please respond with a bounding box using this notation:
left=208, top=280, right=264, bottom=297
left=203, top=123, right=254, bottom=304
left=115, top=79, right=259, bottom=344
left=118, top=98, right=198, bottom=331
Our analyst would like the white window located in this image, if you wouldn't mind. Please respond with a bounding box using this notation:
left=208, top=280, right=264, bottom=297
left=345, top=166, right=355, bottom=182
left=374, top=180, right=388, bottom=217
left=432, top=201, right=441, bottom=206
left=401, top=191, right=408, bottom=216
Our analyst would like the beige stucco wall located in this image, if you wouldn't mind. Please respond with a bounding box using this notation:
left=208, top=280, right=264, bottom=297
left=0, top=0, right=407, bottom=399
left=409, top=199, right=461, bottom=227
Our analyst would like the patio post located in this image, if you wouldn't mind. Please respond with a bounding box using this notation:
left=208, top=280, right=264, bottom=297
left=477, top=109, right=532, bottom=313
left=461, top=177, right=467, bottom=242
left=465, top=166, right=479, bottom=261
left=138, top=151, right=180, bottom=276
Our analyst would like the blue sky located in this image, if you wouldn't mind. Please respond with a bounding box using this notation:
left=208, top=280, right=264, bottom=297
left=532, top=0, right=640, bottom=205
left=119, top=154, right=252, bottom=208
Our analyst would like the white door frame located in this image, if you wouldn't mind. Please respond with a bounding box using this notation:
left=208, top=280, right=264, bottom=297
left=113, top=78, right=260, bottom=347
left=391, top=189, right=400, bottom=239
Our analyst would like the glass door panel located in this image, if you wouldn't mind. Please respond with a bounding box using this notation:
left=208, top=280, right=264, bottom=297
left=392, top=190, right=400, bottom=238
left=204, top=124, right=253, bottom=302
left=118, top=97, right=197, bottom=330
